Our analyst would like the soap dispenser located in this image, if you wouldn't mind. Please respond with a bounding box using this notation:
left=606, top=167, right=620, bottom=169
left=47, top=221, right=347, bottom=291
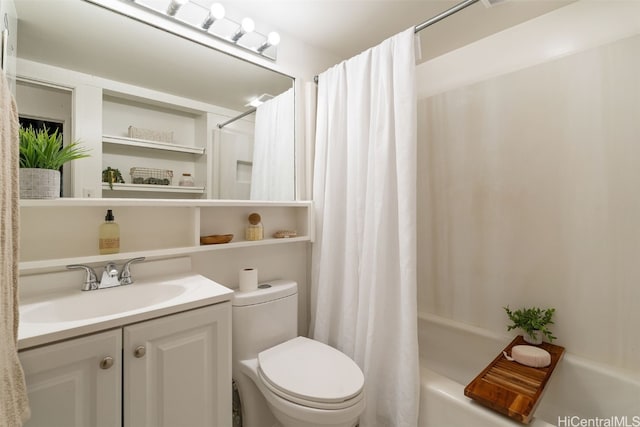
left=99, top=209, right=120, bottom=255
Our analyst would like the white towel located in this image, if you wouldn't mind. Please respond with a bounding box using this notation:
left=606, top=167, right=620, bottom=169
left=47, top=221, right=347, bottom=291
left=0, top=73, right=30, bottom=424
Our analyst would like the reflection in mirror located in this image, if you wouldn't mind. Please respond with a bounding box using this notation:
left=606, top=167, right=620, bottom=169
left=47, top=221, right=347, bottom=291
left=13, top=0, right=295, bottom=200
left=218, top=88, right=294, bottom=200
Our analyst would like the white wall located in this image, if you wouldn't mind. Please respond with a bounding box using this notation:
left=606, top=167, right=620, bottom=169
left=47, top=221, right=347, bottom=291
left=417, top=1, right=640, bottom=373
left=191, top=242, right=310, bottom=335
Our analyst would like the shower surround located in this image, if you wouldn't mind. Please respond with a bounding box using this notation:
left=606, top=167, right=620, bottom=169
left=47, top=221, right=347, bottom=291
left=416, top=2, right=640, bottom=424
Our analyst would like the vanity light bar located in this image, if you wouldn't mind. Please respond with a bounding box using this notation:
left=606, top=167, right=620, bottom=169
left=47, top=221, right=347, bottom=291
left=130, top=0, right=280, bottom=61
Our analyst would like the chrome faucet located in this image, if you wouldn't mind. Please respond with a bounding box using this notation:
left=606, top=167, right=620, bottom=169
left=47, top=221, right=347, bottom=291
left=119, top=257, right=145, bottom=286
left=68, top=257, right=145, bottom=291
left=100, top=262, right=121, bottom=288
left=67, top=263, right=100, bottom=291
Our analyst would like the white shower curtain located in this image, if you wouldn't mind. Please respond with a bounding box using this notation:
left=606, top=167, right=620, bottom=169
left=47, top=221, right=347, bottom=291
left=250, top=88, right=295, bottom=200
left=310, top=28, right=419, bottom=427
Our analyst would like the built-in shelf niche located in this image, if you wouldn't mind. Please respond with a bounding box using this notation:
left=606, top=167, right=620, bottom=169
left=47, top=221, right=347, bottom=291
left=101, top=92, right=210, bottom=196
left=19, top=199, right=312, bottom=274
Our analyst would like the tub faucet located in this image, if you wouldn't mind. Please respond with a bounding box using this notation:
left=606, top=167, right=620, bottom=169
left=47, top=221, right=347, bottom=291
left=67, top=257, right=146, bottom=291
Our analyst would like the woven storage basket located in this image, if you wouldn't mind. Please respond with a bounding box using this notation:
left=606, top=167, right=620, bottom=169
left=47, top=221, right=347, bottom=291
left=128, top=126, right=173, bottom=143
left=130, top=167, right=173, bottom=185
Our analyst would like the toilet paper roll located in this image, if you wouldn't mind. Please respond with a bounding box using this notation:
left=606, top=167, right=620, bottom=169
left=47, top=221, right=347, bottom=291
left=239, top=268, right=258, bottom=292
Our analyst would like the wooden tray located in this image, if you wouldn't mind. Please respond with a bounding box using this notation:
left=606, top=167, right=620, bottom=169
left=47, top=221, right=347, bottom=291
left=464, top=336, right=565, bottom=424
left=200, top=234, right=233, bottom=245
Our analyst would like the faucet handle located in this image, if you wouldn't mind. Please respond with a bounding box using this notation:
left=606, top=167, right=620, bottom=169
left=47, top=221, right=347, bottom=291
left=119, top=257, right=146, bottom=285
left=67, top=264, right=99, bottom=291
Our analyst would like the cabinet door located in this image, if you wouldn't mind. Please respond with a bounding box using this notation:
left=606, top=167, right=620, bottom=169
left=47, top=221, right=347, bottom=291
left=19, top=329, right=122, bottom=427
left=124, top=303, right=232, bottom=427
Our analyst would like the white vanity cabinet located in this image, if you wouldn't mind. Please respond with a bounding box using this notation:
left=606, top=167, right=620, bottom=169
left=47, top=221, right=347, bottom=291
left=20, top=303, right=231, bottom=427
left=123, top=304, right=231, bottom=427
left=20, top=329, right=122, bottom=427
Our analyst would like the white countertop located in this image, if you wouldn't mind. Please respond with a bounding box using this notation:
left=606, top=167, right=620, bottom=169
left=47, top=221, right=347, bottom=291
left=18, top=273, right=233, bottom=350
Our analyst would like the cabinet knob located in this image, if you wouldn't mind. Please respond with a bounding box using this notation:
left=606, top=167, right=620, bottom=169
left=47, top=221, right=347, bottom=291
left=134, top=345, right=146, bottom=358
left=99, top=356, right=114, bottom=370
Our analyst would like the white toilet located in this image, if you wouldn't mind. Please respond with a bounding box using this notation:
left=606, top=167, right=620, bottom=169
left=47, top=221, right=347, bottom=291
left=232, top=280, right=365, bottom=427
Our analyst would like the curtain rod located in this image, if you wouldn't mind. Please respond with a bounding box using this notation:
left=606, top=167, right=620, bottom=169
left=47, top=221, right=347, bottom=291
left=217, top=107, right=257, bottom=129
left=313, top=0, right=480, bottom=84
left=414, top=0, right=480, bottom=33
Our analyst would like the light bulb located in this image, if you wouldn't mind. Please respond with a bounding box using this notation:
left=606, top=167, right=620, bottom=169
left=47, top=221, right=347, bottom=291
left=241, top=17, right=255, bottom=33
left=201, top=2, right=225, bottom=30
left=210, top=3, right=225, bottom=20
left=267, top=32, right=280, bottom=47
left=257, top=31, right=281, bottom=54
left=231, top=17, right=255, bottom=42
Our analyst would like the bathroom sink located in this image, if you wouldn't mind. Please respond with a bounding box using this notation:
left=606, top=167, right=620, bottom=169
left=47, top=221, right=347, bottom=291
left=21, top=283, right=187, bottom=323
left=18, top=273, right=233, bottom=350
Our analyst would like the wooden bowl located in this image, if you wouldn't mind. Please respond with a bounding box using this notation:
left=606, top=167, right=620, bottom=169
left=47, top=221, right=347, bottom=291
left=200, top=234, right=233, bottom=245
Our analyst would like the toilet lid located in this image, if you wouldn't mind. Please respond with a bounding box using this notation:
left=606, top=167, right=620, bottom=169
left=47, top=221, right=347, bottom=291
left=258, top=336, right=364, bottom=405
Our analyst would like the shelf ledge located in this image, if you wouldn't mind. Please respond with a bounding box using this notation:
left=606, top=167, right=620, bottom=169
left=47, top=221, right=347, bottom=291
left=102, top=183, right=205, bottom=194
left=20, top=198, right=312, bottom=208
left=19, top=236, right=311, bottom=274
left=103, top=135, right=205, bottom=155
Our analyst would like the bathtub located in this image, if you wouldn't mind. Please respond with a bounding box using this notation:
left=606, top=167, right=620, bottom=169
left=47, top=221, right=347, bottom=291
left=417, top=312, right=640, bottom=427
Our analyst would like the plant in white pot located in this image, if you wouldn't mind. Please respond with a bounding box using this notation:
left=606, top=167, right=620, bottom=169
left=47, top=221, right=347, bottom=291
left=19, top=125, right=90, bottom=199
left=504, top=306, right=556, bottom=345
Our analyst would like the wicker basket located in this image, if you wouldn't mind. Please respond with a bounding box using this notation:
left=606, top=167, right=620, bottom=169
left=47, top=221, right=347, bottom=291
left=130, top=167, right=173, bottom=185
left=128, top=126, right=173, bottom=143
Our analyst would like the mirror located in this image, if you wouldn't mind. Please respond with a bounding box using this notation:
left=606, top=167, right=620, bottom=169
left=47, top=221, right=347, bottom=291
left=13, top=0, right=295, bottom=200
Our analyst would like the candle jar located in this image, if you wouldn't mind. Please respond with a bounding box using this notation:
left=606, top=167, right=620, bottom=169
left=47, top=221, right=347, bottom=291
left=245, top=212, right=264, bottom=241
left=179, top=173, right=194, bottom=187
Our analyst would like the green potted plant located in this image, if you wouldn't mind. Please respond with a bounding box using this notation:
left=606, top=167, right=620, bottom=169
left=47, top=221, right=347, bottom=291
left=102, top=167, right=125, bottom=190
left=504, top=306, right=556, bottom=344
left=19, top=125, right=90, bottom=199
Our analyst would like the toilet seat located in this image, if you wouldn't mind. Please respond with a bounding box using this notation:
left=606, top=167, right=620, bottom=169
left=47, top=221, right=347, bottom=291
left=258, top=336, right=365, bottom=410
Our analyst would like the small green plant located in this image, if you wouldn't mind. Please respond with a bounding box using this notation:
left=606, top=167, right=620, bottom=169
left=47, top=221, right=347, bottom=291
left=102, top=167, right=125, bottom=189
left=19, top=125, right=90, bottom=170
left=504, top=306, right=556, bottom=342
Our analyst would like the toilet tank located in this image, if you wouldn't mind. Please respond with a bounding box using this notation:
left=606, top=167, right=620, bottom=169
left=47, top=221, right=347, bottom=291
left=232, top=280, right=298, bottom=362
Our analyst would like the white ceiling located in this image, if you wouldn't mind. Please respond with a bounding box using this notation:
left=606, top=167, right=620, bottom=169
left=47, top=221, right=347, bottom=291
left=226, top=0, right=575, bottom=61
left=13, top=0, right=574, bottom=111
